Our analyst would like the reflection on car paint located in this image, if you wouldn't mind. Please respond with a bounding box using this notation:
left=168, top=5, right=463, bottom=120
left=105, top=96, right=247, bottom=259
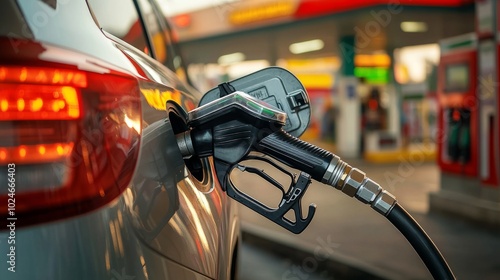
left=141, top=88, right=183, bottom=111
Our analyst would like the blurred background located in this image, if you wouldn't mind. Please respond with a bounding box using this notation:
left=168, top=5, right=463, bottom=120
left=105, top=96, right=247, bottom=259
left=157, top=0, right=499, bottom=279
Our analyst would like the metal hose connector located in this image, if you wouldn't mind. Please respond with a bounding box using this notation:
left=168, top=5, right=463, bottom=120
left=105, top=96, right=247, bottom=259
left=321, top=157, right=397, bottom=216
left=321, top=155, right=349, bottom=188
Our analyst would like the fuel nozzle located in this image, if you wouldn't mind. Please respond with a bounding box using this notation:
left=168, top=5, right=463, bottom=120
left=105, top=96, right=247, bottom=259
left=176, top=91, right=396, bottom=224
left=174, top=83, right=455, bottom=279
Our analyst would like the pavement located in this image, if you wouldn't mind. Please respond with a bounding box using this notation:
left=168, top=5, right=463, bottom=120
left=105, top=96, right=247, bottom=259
left=234, top=141, right=500, bottom=280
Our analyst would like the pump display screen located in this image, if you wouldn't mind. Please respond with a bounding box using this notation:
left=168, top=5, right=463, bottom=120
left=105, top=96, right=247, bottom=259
left=445, top=63, right=469, bottom=93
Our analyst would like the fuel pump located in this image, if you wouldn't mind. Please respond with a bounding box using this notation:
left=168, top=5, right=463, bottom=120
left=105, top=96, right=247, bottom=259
left=170, top=67, right=455, bottom=280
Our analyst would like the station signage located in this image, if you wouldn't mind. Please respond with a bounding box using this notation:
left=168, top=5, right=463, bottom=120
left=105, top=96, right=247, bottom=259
left=228, top=0, right=297, bottom=25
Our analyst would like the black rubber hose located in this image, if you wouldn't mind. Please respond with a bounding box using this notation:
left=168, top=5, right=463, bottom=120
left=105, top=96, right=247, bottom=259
left=387, top=203, right=455, bottom=280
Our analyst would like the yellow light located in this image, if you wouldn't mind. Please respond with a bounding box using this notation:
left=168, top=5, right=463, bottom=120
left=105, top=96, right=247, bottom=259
left=31, top=98, right=43, bottom=111
left=19, top=147, right=27, bottom=157
left=284, top=57, right=341, bottom=72
left=58, top=100, right=66, bottom=109
left=52, top=100, right=61, bottom=112
left=1, top=99, right=8, bottom=112
left=51, top=99, right=66, bottom=112
left=229, top=1, right=296, bottom=25
left=35, top=70, right=48, bottom=84
left=19, top=67, right=27, bottom=82
left=17, top=98, right=25, bottom=111
left=61, top=86, right=80, bottom=118
left=38, top=145, right=46, bottom=155
left=57, top=145, right=64, bottom=155
left=52, top=70, right=62, bottom=84
left=355, top=54, right=391, bottom=67
left=296, top=73, right=334, bottom=88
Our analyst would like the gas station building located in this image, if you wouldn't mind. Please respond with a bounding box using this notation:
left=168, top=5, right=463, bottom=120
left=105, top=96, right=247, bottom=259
left=163, top=0, right=500, bottom=226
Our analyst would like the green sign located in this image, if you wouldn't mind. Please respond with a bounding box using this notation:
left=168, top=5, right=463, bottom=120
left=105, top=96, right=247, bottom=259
left=354, top=67, right=389, bottom=84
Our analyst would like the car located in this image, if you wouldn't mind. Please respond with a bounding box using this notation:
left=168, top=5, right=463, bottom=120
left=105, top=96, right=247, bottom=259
left=0, top=0, right=240, bottom=279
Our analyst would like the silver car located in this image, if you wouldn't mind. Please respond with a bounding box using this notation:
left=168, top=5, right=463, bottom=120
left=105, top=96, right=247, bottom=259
left=0, top=0, right=240, bottom=279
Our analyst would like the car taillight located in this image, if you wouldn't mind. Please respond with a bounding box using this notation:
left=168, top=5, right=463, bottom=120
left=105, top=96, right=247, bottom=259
left=0, top=39, right=142, bottom=227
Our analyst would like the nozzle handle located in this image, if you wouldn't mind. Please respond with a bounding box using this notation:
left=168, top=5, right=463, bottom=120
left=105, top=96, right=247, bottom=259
left=256, top=130, right=334, bottom=182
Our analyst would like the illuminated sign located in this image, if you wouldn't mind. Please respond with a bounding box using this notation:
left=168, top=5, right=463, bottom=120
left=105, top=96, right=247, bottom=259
left=296, top=73, right=333, bottom=89
left=354, top=67, right=389, bottom=84
left=355, top=54, right=391, bottom=67
left=173, top=14, right=191, bottom=28
left=295, top=0, right=473, bottom=19
left=229, top=1, right=296, bottom=25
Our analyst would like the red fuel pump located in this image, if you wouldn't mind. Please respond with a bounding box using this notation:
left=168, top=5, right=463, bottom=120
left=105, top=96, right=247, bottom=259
left=437, top=34, right=478, bottom=177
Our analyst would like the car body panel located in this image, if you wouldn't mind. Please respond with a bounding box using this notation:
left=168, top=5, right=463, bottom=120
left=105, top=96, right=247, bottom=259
left=15, top=0, right=140, bottom=77
left=0, top=0, right=239, bottom=279
left=0, top=197, right=213, bottom=280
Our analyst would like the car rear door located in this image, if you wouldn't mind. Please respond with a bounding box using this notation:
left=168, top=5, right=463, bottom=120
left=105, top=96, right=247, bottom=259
left=86, top=0, right=237, bottom=278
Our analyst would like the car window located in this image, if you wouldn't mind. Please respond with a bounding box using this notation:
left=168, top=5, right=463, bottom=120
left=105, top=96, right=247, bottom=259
left=87, top=0, right=150, bottom=55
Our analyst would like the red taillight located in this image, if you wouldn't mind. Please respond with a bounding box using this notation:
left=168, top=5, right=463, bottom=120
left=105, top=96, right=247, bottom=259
left=0, top=66, right=87, bottom=87
left=0, top=84, right=81, bottom=120
left=0, top=39, right=142, bottom=227
left=0, top=143, right=73, bottom=164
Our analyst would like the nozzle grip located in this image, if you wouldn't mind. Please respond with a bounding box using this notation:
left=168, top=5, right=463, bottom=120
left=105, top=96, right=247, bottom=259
left=257, top=130, right=334, bottom=181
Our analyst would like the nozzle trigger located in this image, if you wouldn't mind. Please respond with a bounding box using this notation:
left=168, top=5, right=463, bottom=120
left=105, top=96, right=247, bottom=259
left=215, top=157, right=316, bottom=234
